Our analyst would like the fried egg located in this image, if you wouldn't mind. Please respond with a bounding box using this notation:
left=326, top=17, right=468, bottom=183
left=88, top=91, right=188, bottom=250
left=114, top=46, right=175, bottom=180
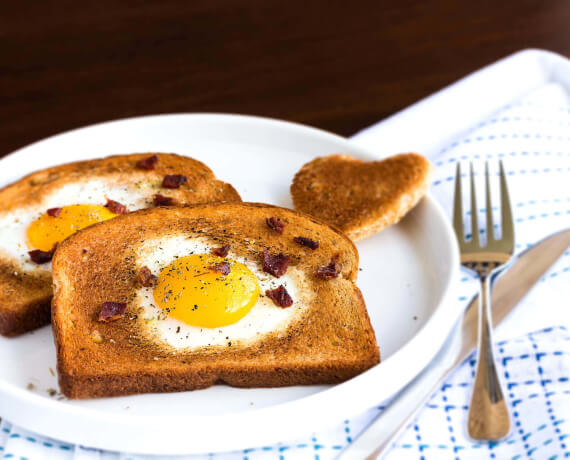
left=0, top=179, right=154, bottom=271
left=134, top=236, right=311, bottom=350
left=27, top=204, right=118, bottom=252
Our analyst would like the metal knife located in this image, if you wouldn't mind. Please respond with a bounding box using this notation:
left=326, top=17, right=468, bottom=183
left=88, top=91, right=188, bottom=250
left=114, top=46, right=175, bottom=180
left=338, top=229, right=570, bottom=460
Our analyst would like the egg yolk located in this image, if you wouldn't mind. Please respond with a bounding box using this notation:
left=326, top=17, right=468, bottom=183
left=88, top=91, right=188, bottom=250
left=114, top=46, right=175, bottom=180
left=153, top=254, right=260, bottom=328
left=27, top=204, right=117, bottom=251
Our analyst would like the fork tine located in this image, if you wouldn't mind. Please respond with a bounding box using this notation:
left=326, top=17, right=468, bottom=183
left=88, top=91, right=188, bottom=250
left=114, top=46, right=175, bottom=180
left=485, top=161, right=494, bottom=244
left=499, top=160, right=514, bottom=245
left=452, top=162, right=464, bottom=241
left=470, top=162, right=480, bottom=247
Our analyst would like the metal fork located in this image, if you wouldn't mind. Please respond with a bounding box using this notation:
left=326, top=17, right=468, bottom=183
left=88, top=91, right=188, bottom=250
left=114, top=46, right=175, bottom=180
left=452, top=160, right=514, bottom=440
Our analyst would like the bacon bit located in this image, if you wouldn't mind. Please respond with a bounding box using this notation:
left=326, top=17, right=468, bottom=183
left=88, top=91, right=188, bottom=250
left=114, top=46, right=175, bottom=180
left=47, top=207, right=62, bottom=217
left=209, top=261, right=231, bottom=275
left=266, top=216, right=285, bottom=234
left=136, top=154, right=159, bottom=170
left=211, top=244, right=230, bottom=257
left=294, top=236, right=319, bottom=250
left=162, top=174, right=188, bottom=189
left=262, top=250, right=291, bottom=278
left=105, top=199, right=128, bottom=215
left=98, top=302, right=127, bottom=322
left=28, top=249, right=54, bottom=264
left=153, top=194, right=176, bottom=206
left=265, top=285, right=293, bottom=308
left=138, top=266, right=157, bottom=287
left=316, top=255, right=341, bottom=280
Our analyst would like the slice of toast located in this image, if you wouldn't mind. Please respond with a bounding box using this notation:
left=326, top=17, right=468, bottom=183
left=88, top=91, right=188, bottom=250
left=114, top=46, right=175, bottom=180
left=52, top=203, right=379, bottom=398
left=0, top=153, right=241, bottom=336
left=291, top=153, right=433, bottom=241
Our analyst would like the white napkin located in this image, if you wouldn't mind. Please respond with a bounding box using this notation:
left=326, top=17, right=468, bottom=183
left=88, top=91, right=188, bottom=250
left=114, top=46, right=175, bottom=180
left=1, top=80, right=569, bottom=460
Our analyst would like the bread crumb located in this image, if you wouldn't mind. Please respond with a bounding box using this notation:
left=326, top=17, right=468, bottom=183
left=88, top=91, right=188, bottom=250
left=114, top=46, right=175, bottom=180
left=91, top=330, right=104, bottom=344
left=49, top=367, right=55, bottom=376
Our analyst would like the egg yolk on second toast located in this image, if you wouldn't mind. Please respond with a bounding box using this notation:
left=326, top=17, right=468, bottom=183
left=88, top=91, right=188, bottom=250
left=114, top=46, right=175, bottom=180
left=153, top=254, right=260, bottom=328
left=27, top=204, right=117, bottom=252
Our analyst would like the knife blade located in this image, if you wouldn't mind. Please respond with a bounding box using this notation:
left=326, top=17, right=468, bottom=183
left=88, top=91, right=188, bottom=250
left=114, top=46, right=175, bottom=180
left=338, top=229, right=570, bottom=460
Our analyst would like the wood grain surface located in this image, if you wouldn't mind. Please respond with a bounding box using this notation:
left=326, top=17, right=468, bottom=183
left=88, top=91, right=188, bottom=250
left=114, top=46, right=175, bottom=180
left=1, top=0, right=569, bottom=158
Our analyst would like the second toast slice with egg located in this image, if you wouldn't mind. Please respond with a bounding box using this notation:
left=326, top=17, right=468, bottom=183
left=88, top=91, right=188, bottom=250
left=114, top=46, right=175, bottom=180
left=0, top=153, right=241, bottom=336
left=52, top=203, right=379, bottom=398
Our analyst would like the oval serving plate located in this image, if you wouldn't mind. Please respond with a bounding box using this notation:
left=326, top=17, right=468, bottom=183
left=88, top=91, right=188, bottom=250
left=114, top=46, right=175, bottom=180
left=0, top=114, right=459, bottom=455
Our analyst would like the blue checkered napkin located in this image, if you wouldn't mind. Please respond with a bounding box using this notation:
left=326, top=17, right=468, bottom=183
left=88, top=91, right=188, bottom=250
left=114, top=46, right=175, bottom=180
left=1, top=79, right=570, bottom=460
left=384, top=327, right=570, bottom=460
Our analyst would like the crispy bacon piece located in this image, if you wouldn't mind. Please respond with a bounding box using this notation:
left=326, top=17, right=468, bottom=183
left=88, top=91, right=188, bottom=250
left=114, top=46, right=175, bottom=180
left=98, top=302, right=127, bottom=322
left=138, top=266, right=157, bottom=287
left=265, top=285, right=293, bottom=308
left=162, top=174, right=187, bottom=189
left=262, top=250, right=291, bottom=278
left=28, top=249, right=54, bottom=264
left=211, top=244, right=230, bottom=257
left=136, top=154, right=159, bottom=170
left=105, top=199, right=128, bottom=215
left=47, top=207, right=62, bottom=217
left=209, top=261, right=231, bottom=275
left=153, top=194, right=176, bottom=206
left=294, top=236, right=319, bottom=250
left=316, top=255, right=341, bottom=280
left=266, top=216, right=285, bottom=234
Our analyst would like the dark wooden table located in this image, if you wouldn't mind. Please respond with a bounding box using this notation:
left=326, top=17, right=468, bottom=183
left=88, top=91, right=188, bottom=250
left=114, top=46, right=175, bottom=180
left=1, top=0, right=569, bottom=158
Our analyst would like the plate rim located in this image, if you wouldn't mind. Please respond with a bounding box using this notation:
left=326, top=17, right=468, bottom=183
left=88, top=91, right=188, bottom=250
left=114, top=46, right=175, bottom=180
left=0, top=113, right=460, bottom=454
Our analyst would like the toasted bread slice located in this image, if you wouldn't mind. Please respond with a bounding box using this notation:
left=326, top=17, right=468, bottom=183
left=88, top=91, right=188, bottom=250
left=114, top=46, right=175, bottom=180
left=0, top=153, right=241, bottom=336
left=291, top=153, right=433, bottom=241
left=52, top=203, right=379, bottom=398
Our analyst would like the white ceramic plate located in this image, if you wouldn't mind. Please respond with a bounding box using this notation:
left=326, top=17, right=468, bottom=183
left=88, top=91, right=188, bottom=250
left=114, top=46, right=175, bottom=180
left=0, top=114, right=459, bottom=455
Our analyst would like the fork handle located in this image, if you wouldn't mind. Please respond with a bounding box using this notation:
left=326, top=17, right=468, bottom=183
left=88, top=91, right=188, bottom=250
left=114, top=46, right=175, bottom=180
left=467, top=274, right=511, bottom=440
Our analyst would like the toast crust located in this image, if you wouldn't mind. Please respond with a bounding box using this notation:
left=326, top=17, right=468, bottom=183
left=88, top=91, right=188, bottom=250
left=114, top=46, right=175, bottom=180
left=0, top=153, right=241, bottom=336
left=52, top=203, right=379, bottom=398
left=291, top=153, right=433, bottom=241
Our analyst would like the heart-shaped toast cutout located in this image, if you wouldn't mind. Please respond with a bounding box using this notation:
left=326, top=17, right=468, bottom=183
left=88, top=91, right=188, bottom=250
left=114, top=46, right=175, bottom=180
left=291, top=153, right=433, bottom=241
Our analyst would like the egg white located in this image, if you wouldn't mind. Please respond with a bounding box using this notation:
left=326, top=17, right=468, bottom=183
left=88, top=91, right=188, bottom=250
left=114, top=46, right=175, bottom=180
left=134, top=236, right=311, bottom=350
left=0, top=179, right=160, bottom=272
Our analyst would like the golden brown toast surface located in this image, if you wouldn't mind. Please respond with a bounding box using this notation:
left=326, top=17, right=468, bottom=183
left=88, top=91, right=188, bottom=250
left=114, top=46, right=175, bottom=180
left=0, top=153, right=241, bottom=336
left=291, top=153, right=433, bottom=241
left=52, top=203, right=379, bottom=398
